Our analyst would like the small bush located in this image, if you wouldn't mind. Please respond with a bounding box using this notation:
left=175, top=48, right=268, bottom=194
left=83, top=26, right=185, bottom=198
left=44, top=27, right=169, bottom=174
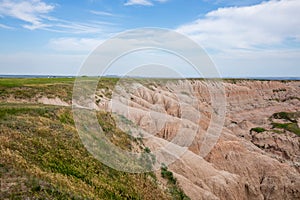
left=169, top=186, right=191, bottom=200
left=161, top=164, right=177, bottom=185
left=272, top=112, right=297, bottom=123
left=161, top=164, right=190, bottom=199
left=144, top=147, right=151, bottom=153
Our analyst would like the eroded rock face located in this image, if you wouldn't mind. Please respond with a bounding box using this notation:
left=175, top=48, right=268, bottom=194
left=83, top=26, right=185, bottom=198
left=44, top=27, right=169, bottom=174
left=250, top=131, right=300, bottom=164
left=96, top=80, right=300, bottom=200
left=206, top=140, right=300, bottom=200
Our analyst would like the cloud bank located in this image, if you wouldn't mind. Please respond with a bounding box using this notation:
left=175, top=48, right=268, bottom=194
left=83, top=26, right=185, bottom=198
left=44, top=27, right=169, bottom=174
left=177, top=0, right=300, bottom=51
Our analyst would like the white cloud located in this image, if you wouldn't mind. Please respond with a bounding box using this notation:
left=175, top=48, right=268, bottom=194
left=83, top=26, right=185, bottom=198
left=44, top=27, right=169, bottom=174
left=0, top=0, right=116, bottom=34
left=204, top=0, right=263, bottom=7
left=175, top=0, right=300, bottom=77
left=125, top=0, right=153, bottom=6
left=89, top=10, right=115, bottom=17
left=124, top=0, right=169, bottom=6
left=45, top=19, right=112, bottom=34
left=48, top=37, right=104, bottom=52
left=155, top=0, right=169, bottom=2
left=0, top=0, right=54, bottom=30
left=176, top=0, right=300, bottom=51
left=0, top=23, right=13, bottom=29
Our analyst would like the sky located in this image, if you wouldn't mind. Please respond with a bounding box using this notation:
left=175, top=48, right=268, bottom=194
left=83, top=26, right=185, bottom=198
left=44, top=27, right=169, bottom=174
left=0, top=0, right=299, bottom=77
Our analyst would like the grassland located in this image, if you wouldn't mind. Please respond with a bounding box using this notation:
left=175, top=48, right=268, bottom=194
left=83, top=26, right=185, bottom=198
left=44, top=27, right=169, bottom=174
left=0, top=77, right=119, bottom=103
left=0, top=78, right=188, bottom=199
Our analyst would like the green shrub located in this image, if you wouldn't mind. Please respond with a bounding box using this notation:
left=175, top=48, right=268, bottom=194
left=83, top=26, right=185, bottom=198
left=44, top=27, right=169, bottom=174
left=161, top=164, right=177, bottom=185
left=169, top=186, right=191, bottom=200
left=144, top=147, right=151, bottom=153
left=272, top=112, right=297, bottom=123
left=160, top=164, right=190, bottom=199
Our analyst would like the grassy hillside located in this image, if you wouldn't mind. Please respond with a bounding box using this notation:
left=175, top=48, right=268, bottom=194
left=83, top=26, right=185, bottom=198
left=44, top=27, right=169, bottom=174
left=0, top=77, right=118, bottom=103
left=0, top=78, right=188, bottom=200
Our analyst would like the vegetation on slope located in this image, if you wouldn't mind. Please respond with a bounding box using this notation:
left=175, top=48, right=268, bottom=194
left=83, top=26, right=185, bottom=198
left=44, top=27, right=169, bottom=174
left=270, top=112, right=300, bottom=136
left=0, top=78, right=189, bottom=199
left=250, top=111, right=300, bottom=136
left=250, top=127, right=266, bottom=133
left=160, top=164, right=190, bottom=200
left=0, top=104, right=170, bottom=199
left=0, top=77, right=119, bottom=103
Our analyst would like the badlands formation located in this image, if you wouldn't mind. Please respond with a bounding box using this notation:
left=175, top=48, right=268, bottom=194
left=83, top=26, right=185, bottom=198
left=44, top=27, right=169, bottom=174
left=96, top=79, right=300, bottom=200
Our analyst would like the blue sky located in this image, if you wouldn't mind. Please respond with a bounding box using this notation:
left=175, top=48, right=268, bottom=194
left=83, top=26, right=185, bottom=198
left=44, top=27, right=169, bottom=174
left=0, top=0, right=299, bottom=77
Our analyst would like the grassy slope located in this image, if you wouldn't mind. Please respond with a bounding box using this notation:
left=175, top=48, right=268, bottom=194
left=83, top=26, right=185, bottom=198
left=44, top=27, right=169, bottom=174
left=0, top=77, right=119, bottom=103
left=0, top=78, right=175, bottom=199
left=0, top=104, right=172, bottom=199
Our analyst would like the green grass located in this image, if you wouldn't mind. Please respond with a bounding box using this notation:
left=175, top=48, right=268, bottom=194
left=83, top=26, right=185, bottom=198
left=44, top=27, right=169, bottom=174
left=161, top=164, right=177, bottom=185
left=268, top=111, right=300, bottom=136
left=0, top=83, right=73, bottom=102
left=160, top=164, right=190, bottom=200
left=0, top=77, right=119, bottom=103
left=0, top=104, right=172, bottom=199
left=272, top=122, right=290, bottom=129
left=0, top=77, right=75, bottom=87
left=272, top=122, right=300, bottom=136
left=250, top=127, right=266, bottom=133
left=247, top=111, right=300, bottom=137
left=285, top=123, right=300, bottom=136
left=249, top=112, right=300, bottom=137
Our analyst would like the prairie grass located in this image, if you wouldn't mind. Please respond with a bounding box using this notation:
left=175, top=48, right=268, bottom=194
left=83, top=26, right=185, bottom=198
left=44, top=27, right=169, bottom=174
left=0, top=104, right=170, bottom=199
